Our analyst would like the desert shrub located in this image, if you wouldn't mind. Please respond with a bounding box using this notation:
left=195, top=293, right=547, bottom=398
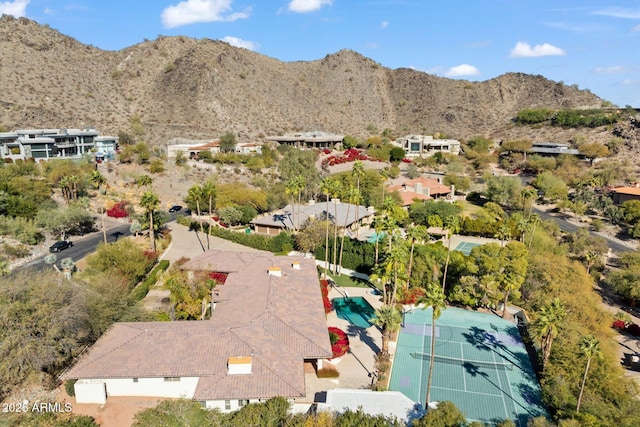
left=317, top=365, right=339, bottom=378
left=2, top=242, right=30, bottom=259
left=85, top=239, right=156, bottom=288
left=131, top=259, right=170, bottom=301
left=65, top=379, right=77, bottom=396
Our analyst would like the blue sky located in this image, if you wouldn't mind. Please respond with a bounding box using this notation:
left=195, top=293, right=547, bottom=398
left=2, top=0, right=639, bottom=107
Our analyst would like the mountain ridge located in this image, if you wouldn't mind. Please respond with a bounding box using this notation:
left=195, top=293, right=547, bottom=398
left=0, top=15, right=606, bottom=145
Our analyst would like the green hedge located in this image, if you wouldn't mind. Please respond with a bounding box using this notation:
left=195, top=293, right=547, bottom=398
left=180, top=218, right=295, bottom=253
left=131, top=259, right=170, bottom=302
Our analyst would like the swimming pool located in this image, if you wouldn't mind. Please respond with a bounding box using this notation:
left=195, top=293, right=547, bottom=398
left=332, top=296, right=376, bottom=328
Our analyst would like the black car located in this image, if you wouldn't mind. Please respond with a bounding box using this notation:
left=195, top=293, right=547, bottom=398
left=168, top=205, right=183, bottom=213
left=49, top=240, right=73, bottom=253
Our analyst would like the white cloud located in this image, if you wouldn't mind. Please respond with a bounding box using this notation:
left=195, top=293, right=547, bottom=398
left=222, top=36, right=256, bottom=50
left=621, top=79, right=639, bottom=86
left=288, top=0, right=332, bottom=13
left=0, top=0, right=29, bottom=17
left=444, top=64, right=480, bottom=77
left=594, top=66, right=630, bottom=74
left=592, top=7, right=640, bottom=19
left=633, top=24, right=640, bottom=32
left=380, top=20, right=388, bottom=29
left=161, top=0, right=250, bottom=28
left=510, top=41, right=565, bottom=58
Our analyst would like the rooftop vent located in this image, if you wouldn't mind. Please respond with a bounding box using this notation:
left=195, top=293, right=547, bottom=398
left=267, top=266, right=282, bottom=277
left=227, top=356, right=252, bottom=374
left=292, top=261, right=301, bottom=270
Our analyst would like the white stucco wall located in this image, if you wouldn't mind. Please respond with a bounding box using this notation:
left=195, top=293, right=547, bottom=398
left=101, top=377, right=199, bottom=399
left=206, top=398, right=261, bottom=412
left=74, top=380, right=107, bottom=404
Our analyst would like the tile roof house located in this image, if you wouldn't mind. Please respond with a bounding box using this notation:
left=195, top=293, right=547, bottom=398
left=387, top=177, right=453, bottom=207
left=251, top=200, right=375, bottom=235
left=611, top=185, right=640, bottom=204
left=65, top=251, right=332, bottom=411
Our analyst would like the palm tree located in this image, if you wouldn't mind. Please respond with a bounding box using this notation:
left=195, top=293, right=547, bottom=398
left=527, top=214, right=541, bottom=249
left=406, top=224, right=429, bottom=290
left=320, top=178, right=333, bottom=277
left=202, top=181, right=217, bottom=249
left=530, top=298, right=566, bottom=368
left=420, top=283, right=447, bottom=407
left=338, top=185, right=359, bottom=275
left=328, top=180, right=343, bottom=273
left=89, top=170, right=106, bottom=190
left=441, top=216, right=460, bottom=293
left=371, top=305, right=402, bottom=360
left=577, top=335, right=601, bottom=413
left=495, top=222, right=511, bottom=247
left=140, top=190, right=160, bottom=252
left=379, top=239, right=409, bottom=307
left=135, top=174, right=153, bottom=188
left=285, top=175, right=305, bottom=232
left=379, top=168, right=390, bottom=207
left=352, top=161, right=365, bottom=238
left=520, top=186, right=537, bottom=218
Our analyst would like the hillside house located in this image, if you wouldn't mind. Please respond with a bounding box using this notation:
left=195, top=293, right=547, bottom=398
left=65, top=251, right=332, bottom=410
left=0, top=128, right=117, bottom=162
left=611, top=185, right=640, bottom=205
left=265, top=131, right=344, bottom=149
left=394, top=135, right=461, bottom=158
left=387, top=177, right=453, bottom=207
left=251, top=200, right=375, bottom=235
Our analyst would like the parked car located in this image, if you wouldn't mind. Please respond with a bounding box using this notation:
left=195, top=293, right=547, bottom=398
left=49, top=240, right=73, bottom=253
left=183, top=209, right=192, bottom=216
left=168, top=205, right=182, bottom=213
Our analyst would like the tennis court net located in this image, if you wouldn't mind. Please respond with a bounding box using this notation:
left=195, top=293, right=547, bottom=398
left=410, top=352, right=514, bottom=371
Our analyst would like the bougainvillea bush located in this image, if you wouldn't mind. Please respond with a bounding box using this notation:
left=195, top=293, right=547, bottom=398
left=328, top=326, right=349, bottom=358
left=208, top=272, right=228, bottom=285
left=320, top=148, right=378, bottom=168
left=398, top=287, right=425, bottom=305
left=106, top=201, right=130, bottom=218
left=320, top=279, right=332, bottom=314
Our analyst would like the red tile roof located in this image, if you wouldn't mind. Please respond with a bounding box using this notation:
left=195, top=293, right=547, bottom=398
left=66, top=251, right=332, bottom=401
left=613, top=186, right=640, bottom=196
left=387, top=177, right=451, bottom=206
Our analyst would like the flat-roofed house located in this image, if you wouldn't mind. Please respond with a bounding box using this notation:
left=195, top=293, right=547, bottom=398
left=251, top=200, right=375, bottom=235
left=0, top=128, right=116, bottom=161
left=394, top=135, right=461, bottom=158
left=387, top=177, right=453, bottom=207
left=65, top=251, right=332, bottom=411
left=265, top=131, right=344, bottom=149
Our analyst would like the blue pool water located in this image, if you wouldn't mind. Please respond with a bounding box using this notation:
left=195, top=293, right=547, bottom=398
left=332, top=296, right=376, bottom=328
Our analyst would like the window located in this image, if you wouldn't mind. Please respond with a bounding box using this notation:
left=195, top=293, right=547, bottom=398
left=163, top=377, right=180, bottom=382
left=238, top=399, right=249, bottom=407
left=132, top=378, right=139, bottom=383
left=224, top=400, right=231, bottom=410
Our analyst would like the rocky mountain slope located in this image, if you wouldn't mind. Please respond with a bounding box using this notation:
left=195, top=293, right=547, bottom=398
left=0, top=15, right=613, bottom=146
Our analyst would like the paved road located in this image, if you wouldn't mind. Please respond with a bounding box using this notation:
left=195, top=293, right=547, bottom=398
left=532, top=206, right=636, bottom=253
left=20, top=212, right=182, bottom=272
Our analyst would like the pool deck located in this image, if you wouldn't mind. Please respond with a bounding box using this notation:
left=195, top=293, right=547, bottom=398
left=297, top=285, right=385, bottom=404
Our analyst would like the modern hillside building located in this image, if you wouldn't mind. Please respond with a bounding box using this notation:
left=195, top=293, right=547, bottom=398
left=394, top=135, right=461, bottom=157
left=265, top=131, right=344, bottom=149
left=0, top=128, right=118, bottom=162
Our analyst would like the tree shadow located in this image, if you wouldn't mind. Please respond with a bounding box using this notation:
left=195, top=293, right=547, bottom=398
left=346, top=324, right=380, bottom=355
left=463, top=362, right=537, bottom=421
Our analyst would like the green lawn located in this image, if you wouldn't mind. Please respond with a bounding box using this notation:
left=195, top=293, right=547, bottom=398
left=326, top=272, right=381, bottom=290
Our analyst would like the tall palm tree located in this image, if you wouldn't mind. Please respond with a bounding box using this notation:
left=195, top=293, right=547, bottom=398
left=202, top=181, right=217, bottom=249
left=495, top=222, right=511, bottom=247
left=140, top=190, right=160, bottom=252
left=371, top=305, right=402, bottom=360
left=285, top=175, right=305, bottom=232
left=441, top=216, right=460, bottom=292
left=338, top=185, right=359, bottom=275
left=577, top=335, right=601, bottom=413
left=520, top=186, right=537, bottom=219
left=530, top=298, right=566, bottom=368
left=420, top=284, right=447, bottom=407
left=406, top=224, right=429, bottom=291
left=527, top=213, right=541, bottom=249
left=352, top=161, right=365, bottom=238
left=320, top=178, right=333, bottom=277
left=329, top=180, right=343, bottom=273
left=380, top=239, right=409, bottom=307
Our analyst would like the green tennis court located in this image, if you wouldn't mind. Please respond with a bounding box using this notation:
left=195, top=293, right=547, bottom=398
left=389, top=307, right=547, bottom=426
left=454, top=241, right=481, bottom=255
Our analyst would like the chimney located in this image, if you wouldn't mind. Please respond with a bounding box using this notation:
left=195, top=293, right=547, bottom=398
left=267, top=266, right=282, bottom=277
left=292, top=261, right=301, bottom=270
left=308, top=199, right=315, bottom=205
left=331, top=198, right=340, bottom=204
left=227, top=356, right=252, bottom=374
left=415, top=182, right=424, bottom=195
